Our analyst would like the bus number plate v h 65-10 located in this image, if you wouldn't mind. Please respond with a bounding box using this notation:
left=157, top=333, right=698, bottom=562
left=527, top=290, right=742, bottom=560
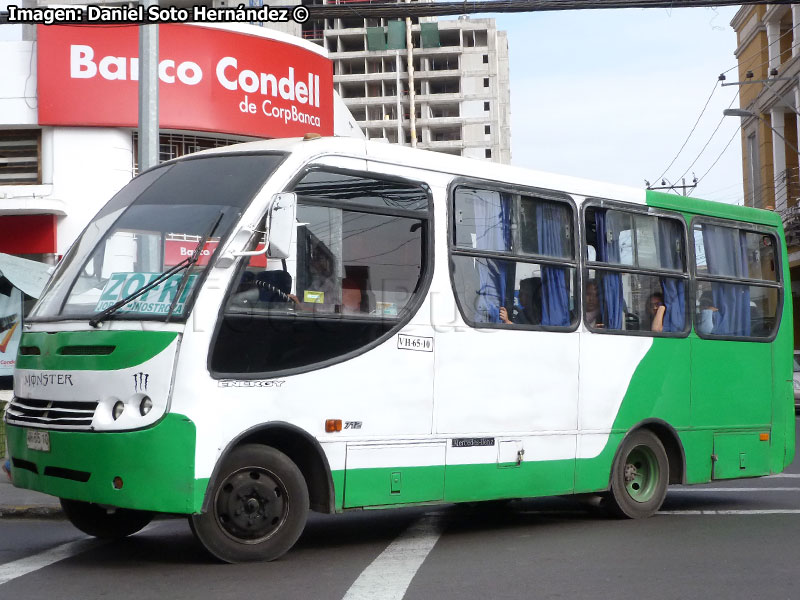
left=26, top=429, right=50, bottom=453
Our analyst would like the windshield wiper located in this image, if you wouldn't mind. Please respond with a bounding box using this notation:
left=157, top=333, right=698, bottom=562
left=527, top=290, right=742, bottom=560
left=165, top=211, right=225, bottom=322
left=89, top=211, right=225, bottom=328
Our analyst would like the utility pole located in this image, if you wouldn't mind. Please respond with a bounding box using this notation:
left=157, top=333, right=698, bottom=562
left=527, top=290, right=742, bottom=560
left=646, top=177, right=697, bottom=196
left=138, top=0, right=159, bottom=171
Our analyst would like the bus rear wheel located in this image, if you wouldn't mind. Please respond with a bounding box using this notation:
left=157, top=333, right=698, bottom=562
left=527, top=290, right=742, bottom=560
left=190, top=444, right=309, bottom=563
left=60, top=499, right=153, bottom=539
left=605, top=429, right=669, bottom=519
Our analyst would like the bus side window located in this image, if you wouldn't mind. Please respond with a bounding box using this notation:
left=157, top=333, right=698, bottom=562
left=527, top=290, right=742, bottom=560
left=450, top=185, right=577, bottom=329
left=693, top=223, right=780, bottom=339
left=212, top=169, right=431, bottom=375
left=584, top=205, right=687, bottom=336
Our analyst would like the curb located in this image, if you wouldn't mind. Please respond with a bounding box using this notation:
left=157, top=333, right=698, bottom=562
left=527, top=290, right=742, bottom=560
left=0, top=506, right=64, bottom=519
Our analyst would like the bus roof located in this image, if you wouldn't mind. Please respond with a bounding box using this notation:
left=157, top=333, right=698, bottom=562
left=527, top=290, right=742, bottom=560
left=199, top=137, right=781, bottom=228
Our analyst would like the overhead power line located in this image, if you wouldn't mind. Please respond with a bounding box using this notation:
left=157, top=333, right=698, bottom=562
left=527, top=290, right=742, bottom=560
left=305, top=0, right=795, bottom=20
left=654, top=79, right=720, bottom=185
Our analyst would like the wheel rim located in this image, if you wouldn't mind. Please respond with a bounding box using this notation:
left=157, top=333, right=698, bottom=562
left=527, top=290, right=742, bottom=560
left=622, top=445, right=659, bottom=503
left=214, top=466, right=289, bottom=544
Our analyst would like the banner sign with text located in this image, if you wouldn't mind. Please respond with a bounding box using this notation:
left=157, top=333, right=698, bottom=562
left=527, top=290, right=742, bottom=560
left=37, top=23, right=334, bottom=138
left=163, top=239, right=266, bottom=268
left=95, top=272, right=198, bottom=316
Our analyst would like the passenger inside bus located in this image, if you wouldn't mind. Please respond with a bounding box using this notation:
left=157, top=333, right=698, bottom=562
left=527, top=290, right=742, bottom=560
left=648, top=291, right=666, bottom=332
left=696, top=292, right=718, bottom=334
left=341, top=278, right=369, bottom=314
left=584, top=279, right=602, bottom=327
left=499, top=277, right=542, bottom=325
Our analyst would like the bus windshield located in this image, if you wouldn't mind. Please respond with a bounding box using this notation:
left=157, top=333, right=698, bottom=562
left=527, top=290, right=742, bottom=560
left=28, top=153, right=285, bottom=322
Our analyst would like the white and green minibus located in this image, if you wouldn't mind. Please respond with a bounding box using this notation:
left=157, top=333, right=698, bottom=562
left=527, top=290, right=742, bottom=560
left=4, top=137, right=795, bottom=562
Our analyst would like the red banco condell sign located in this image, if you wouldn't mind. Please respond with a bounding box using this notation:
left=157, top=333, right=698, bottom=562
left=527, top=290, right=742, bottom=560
left=37, top=24, right=334, bottom=138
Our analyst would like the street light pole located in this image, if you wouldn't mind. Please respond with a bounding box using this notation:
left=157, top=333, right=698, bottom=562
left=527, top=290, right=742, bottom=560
left=724, top=107, right=799, bottom=211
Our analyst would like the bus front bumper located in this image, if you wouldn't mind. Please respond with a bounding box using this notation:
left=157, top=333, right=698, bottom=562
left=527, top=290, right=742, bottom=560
left=5, top=413, right=205, bottom=515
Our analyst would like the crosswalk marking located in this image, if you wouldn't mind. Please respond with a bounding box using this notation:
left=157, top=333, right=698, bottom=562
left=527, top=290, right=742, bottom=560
left=0, top=521, right=163, bottom=586
left=0, top=538, right=102, bottom=586
left=342, top=513, right=443, bottom=600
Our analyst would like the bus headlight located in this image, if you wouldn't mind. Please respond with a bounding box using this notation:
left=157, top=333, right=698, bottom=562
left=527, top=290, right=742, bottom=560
left=112, top=401, right=125, bottom=420
left=139, top=396, right=153, bottom=416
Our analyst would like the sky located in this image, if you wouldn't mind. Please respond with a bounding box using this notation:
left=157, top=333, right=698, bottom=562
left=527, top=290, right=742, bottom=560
left=491, top=6, right=745, bottom=205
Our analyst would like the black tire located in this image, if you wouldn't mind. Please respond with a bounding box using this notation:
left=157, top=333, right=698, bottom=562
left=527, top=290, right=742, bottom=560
left=190, top=444, right=309, bottom=563
left=605, top=429, right=669, bottom=519
left=60, top=499, right=153, bottom=539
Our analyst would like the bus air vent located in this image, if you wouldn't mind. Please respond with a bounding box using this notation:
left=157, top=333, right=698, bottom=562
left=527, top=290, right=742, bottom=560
left=44, top=466, right=91, bottom=482
left=58, top=345, right=115, bottom=356
left=18, top=346, right=40, bottom=355
left=5, top=397, right=98, bottom=430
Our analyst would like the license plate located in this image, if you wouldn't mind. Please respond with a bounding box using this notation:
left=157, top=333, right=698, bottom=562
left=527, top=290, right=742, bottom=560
left=26, top=430, right=50, bottom=452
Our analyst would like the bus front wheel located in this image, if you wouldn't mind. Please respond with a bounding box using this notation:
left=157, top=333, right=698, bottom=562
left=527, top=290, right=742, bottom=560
left=60, top=499, right=153, bottom=539
left=605, top=429, right=669, bottom=519
left=190, top=444, right=309, bottom=563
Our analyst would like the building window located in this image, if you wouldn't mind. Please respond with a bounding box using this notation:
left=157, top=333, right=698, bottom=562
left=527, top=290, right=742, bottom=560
left=0, top=129, right=42, bottom=185
left=483, top=78, right=490, bottom=87
left=132, top=132, right=252, bottom=173
left=484, top=102, right=490, bottom=111
left=485, top=149, right=492, bottom=159
left=483, top=54, right=489, bottom=63
left=485, top=125, right=491, bottom=135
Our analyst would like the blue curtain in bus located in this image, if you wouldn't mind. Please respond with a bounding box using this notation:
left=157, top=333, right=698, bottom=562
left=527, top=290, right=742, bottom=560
left=474, top=191, right=512, bottom=322
left=594, top=211, right=623, bottom=329
left=657, top=219, right=685, bottom=332
left=702, top=225, right=751, bottom=336
left=537, top=202, right=570, bottom=326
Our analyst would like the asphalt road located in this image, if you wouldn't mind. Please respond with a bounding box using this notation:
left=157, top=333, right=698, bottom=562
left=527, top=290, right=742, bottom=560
left=1, top=418, right=798, bottom=600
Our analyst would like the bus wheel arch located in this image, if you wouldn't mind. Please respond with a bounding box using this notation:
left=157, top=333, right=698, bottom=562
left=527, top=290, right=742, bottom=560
left=636, top=419, right=686, bottom=486
left=191, top=443, right=309, bottom=562
left=604, top=427, right=672, bottom=519
left=203, top=422, right=335, bottom=516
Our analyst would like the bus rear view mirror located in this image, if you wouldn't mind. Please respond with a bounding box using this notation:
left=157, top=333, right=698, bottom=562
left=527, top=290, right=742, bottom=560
left=265, top=192, right=296, bottom=260
left=231, top=193, right=297, bottom=261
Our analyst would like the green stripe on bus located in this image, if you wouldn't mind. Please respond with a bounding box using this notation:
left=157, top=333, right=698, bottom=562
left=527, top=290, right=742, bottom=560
left=17, top=331, right=178, bottom=371
left=6, top=413, right=201, bottom=514
left=645, top=189, right=782, bottom=226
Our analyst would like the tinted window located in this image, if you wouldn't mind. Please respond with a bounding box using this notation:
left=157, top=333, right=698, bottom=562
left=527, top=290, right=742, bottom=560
left=294, top=170, right=429, bottom=211
left=30, top=154, right=284, bottom=322
left=212, top=169, right=429, bottom=375
left=451, top=185, right=576, bottom=329
left=693, top=221, right=780, bottom=339
left=584, top=205, right=688, bottom=335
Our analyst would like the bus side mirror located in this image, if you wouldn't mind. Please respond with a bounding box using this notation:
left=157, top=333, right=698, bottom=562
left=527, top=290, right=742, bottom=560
left=229, top=193, right=297, bottom=262
left=265, top=192, right=296, bottom=260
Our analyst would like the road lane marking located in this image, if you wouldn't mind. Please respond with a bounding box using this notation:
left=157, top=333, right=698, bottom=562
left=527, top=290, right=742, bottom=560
left=669, top=487, right=800, bottom=492
left=766, top=473, right=800, bottom=478
left=515, top=508, right=800, bottom=516
left=342, top=513, right=443, bottom=600
left=0, top=521, right=164, bottom=586
left=0, top=538, right=104, bottom=586
left=659, top=509, right=800, bottom=515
